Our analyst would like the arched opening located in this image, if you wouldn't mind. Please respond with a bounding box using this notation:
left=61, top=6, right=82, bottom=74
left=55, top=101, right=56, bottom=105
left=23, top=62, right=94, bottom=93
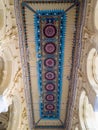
left=93, top=52, right=98, bottom=83
left=87, top=48, right=98, bottom=93
left=0, top=95, right=9, bottom=113
left=0, top=46, right=12, bottom=95
left=79, top=91, right=98, bottom=130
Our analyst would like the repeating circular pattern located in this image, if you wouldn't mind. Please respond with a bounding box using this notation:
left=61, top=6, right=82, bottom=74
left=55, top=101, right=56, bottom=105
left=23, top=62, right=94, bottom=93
left=44, top=58, right=56, bottom=67
left=45, top=104, right=55, bottom=110
left=45, top=71, right=55, bottom=80
left=44, top=42, right=56, bottom=54
left=45, top=94, right=54, bottom=101
left=45, top=83, right=55, bottom=91
left=43, top=24, right=57, bottom=38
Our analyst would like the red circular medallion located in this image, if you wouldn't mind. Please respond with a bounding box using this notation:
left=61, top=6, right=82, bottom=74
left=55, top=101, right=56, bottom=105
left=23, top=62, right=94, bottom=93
left=45, top=83, right=55, bottom=91
left=45, top=104, right=55, bottom=110
left=45, top=94, right=54, bottom=101
left=45, top=71, right=55, bottom=80
left=44, top=58, right=56, bottom=67
left=43, top=24, right=57, bottom=38
left=44, top=42, right=56, bottom=54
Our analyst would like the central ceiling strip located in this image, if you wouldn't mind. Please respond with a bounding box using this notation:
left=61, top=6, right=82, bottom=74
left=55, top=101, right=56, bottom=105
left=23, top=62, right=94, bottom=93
left=34, top=10, right=66, bottom=119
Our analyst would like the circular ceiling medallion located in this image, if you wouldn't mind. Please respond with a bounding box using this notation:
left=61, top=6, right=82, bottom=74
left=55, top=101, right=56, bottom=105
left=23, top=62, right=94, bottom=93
left=45, top=83, right=55, bottom=91
left=44, top=58, right=56, bottom=67
left=45, top=94, right=54, bottom=101
left=44, top=42, right=56, bottom=54
left=43, top=24, right=57, bottom=38
left=45, top=71, right=55, bottom=80
left=45, top=104, right=55, bottom=110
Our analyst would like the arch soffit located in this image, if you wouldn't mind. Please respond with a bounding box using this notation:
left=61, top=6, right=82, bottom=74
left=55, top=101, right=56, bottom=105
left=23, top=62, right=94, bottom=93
left=0, top=45, right=12, bottom=94
left=7, top=96, right=22, bottom=130
left=87, top=48, right=98, bottom=94
left=79, top=90, right=97, bottom=130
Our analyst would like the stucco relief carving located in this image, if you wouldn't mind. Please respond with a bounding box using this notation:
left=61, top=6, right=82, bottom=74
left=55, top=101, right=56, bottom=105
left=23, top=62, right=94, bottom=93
left=0, top=57, right=4, bottom=85
left=3, top=66, right=29, bottom=130
left=94, top=0, right=98, bottom=30
left=79, top=91, right=98, bottom=130
left=85, top=0, right=97, bottom=33
left=6, top=77, right=28, bottom=130
left=87, top=48, right=98, bottom=93
left=0, top=46, right=12, bottom=94
left=0, top=0, right=7, bottom=40
left=0, top=1, right=29, bottom=130
left=0, top=9, right=4, bottom=30
left=72, top=37, right=98, bottom=128
left=0, top=0, right=17, bottom=40
left=72, top=1, right=98, bottom=126
left=0, top=112, right=9, bottom=130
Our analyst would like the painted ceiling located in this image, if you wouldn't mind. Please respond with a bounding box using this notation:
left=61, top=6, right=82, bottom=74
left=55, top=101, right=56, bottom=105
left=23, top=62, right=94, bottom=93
left=15, top=0, right=83, bottom=129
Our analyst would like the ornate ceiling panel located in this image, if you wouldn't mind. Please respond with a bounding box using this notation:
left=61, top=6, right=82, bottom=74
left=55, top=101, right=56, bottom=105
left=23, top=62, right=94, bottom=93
left=15, top=0, right=85, bottom=129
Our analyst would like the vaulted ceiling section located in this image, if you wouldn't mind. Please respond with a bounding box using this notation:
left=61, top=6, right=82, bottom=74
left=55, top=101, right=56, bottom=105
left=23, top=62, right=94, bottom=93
left=14, top=0, right=86, bottom=129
